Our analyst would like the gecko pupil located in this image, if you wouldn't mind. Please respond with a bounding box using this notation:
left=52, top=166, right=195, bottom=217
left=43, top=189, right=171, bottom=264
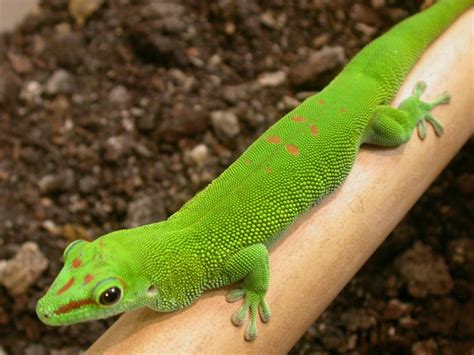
left=99, top=287, right=121, bottom=306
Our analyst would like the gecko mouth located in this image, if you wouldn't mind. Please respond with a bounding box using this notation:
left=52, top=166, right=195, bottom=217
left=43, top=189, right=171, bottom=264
left=36, top=297, right=96, bottom=325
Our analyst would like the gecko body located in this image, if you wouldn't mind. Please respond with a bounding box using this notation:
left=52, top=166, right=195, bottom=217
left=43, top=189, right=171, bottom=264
left=37, top=0, right=472, bottom=341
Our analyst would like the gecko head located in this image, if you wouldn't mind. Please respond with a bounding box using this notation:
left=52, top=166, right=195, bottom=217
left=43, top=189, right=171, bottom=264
left=36, top=238, right=149, bottom=326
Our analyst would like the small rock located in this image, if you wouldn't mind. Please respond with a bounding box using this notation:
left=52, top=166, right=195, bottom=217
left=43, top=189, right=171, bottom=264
left=7, top=52, right=33, bottom=74
left=45, top=69, right=75, bottom=95
left=350, top=3, right=381, bottom=25
left=79, top=175, right=99, bottom=193
left=395, top=241, right=453, bottom=298
left=412, top=339, right=437, bottom=355
left=457, top=173, right=474, bottom=195
left=289, top=46, right=346, bottom=87
left=257, top=70, right=287, bottom=87
left=108, top=85, right=131, bottom=106
left=157, top=103, right=209, bottom=142
left=221, top=83, right=255, bottom=104
left=0, top=242, right=49, bottom=296
left=69, top=0, right=104, bottom=25
left=142, top=1, right=185, bottom=18
left=383, top=299, right=410, bottom=320
left=51, top=32, right=85, bottom=68
left=137, top=113, right=157, bottom=132
left=211, top=110, right=240, bottom=139
left=0, top=67, right=20, bottom=106
left=340, top=308, right=376, bottom=332
left=448, top=239, right=474, bottom=281
left=104, top=135, right=133, bottom=161
left=20, top=81, right=43, bottom=104
left=38, top=169, right=75, bottom=194
left=125, top=195, right=167, bottom=228
left=188, top=144, right=209, bottom=166
left=129, top=26, right=187, bottom=67
left=24, top=344, right=48, bottom=355
left=61, top=224, right=92, bottom=241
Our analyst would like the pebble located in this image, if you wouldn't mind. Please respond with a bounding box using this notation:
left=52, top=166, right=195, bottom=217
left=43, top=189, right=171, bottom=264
left=45, top=69, right=75, bottom=95
left=158, top=103, right=209, bottom=142
left=7, top=52, right=33, bottom=74
left=289, top=46, right=346, bottom=87
left=395, top=241, right=453, bottom=298
left=0, top=67, right=20, bottom=106
left=137, top=113, right=157, bottom=132
left=104, top=135, right=133, bottom=161
left=257, top=70, right=287, bottom=87
left=20, top=81, right=43, bottom=104
left=38, top=169, right=75, bottom=194
left=69, top=0, right=104, bottom=25
left=108, top=85, right=131, bottom=106
left=448, top=239, right=474, bottom=281
left=188, top=144, right=209, bottom=166
left=0, top=242, right=48, bottom=296
left=24, top=344, right=47, bottom=355
left=211, top=110, right=240, bottom=139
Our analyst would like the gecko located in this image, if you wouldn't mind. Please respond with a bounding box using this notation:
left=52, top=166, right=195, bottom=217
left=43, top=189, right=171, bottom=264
left=36, top=0, right=472, bottom=341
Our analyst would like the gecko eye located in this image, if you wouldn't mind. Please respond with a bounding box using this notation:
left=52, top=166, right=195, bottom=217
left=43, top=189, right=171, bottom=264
left=99, top=287, right=122, bottom=306
left=93, top=278, right=123, bottom=307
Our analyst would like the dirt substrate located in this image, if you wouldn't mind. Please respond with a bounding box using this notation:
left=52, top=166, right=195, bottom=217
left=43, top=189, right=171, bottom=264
left=0, top=0, right=472, bottom=354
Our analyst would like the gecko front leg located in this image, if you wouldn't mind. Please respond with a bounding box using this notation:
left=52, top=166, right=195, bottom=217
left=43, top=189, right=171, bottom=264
left=223, top=243, right=272, bottom=341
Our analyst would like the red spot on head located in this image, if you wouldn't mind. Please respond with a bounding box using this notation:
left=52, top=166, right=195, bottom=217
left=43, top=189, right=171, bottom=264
left=291, top=116, right=306, bottom=123
left=244, top=159, right=252, bottom=165
left=56, top=277, right=75, bottom=295
left=54, top=299, right=95, bottom=315
left=84, top=274, right=94, bottom=284
left=263, top=166, right=273, bottom=174
left=72, top=257, right=82, bottom=269
left=339, top=108, right=348, bottom=113
left=266, top=135, right=282, bottom=144
left=286, top=144, right=300, bottom=157
left=317, top=99, right=325, bottom=105
left=310, top=125, right=319, bottom=136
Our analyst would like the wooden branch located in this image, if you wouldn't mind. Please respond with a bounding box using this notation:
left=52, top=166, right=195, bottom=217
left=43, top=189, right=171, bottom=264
left=87, top=9, right=473, bottom=354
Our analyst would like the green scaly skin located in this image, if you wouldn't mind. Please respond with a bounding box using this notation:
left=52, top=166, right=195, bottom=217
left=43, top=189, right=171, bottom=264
left=36, top=0, right=472, bottom=341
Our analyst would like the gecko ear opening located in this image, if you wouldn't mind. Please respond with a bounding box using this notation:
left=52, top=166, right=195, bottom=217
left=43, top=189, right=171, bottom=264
left=63, top=239, right=87, bottom=261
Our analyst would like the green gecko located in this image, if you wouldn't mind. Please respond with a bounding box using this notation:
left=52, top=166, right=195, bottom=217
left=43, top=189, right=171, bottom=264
left=36, top=0, right=472, bottom=341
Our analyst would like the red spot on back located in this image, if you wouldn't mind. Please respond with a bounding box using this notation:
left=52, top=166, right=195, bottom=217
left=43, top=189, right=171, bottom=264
left=317, top=99, right=325, bottom=105
left=263, top=166, right=273, bottom=174
left=291, top=116, right=306, bottom=123
left=54, top=299, right=95, bottom=315
left=339, top=108, right=348, bottom=113
left=266, top=135, right=282, bottom=144
left=244, top=159, right=252, bottom=165
left=72, top=258, right=82, bottom=269
left=310, top=125, right=319, bottom=136
left=286, top=144, right=300, bottom=157
left=84, top=274, right=94, bottom=284
left=99, top=240, right=105, bottom=248
left=56, top=277, right=75, bottom=295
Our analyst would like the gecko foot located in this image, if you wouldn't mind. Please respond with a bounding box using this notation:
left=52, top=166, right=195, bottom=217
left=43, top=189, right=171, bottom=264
left=410, top=81, right=450, bottom=140
left=226, top=288, right=271, bottom=341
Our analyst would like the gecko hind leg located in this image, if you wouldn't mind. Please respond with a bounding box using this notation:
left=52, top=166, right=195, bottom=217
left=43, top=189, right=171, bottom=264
left=224, top=244, right=272, bottom=341
left=363, top=81, right=450, bottom=146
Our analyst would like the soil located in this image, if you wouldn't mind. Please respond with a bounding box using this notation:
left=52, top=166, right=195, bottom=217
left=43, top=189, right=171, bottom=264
left=0, top=0, right=472, bottom=354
